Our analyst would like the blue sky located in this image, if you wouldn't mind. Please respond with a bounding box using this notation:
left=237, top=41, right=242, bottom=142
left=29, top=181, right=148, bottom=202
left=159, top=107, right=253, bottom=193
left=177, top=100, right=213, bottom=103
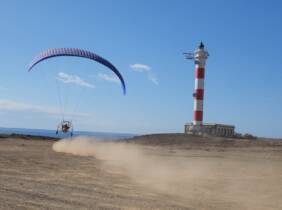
left=0, top=0, right=281, bottom=137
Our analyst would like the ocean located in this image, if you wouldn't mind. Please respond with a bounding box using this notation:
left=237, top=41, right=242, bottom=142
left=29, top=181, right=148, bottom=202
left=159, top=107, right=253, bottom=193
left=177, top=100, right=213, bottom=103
left=0, top=127, right=135, bottom=140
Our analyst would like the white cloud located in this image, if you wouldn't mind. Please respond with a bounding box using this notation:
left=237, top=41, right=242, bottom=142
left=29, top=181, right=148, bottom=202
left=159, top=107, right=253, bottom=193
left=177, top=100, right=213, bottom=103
left=0, top=99, right=90, bottom=118
left=130, top=63, right=159, bottom=85
left=98, top=73, right=120, bottom=84
left=130, top=63, right=151, bottom=72
left=57, top=72, right=95, bottom=89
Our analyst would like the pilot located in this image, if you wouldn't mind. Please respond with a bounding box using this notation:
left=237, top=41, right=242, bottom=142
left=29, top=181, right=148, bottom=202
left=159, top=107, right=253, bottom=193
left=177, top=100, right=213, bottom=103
left=62, top=123, right=70, bottom=133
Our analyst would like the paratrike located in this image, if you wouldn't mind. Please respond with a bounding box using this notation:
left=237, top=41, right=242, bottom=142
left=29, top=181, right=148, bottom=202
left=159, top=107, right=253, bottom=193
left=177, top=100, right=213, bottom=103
left=56, top=120, right=73, bottom=136
left=28, top=48, right=126, bottom=137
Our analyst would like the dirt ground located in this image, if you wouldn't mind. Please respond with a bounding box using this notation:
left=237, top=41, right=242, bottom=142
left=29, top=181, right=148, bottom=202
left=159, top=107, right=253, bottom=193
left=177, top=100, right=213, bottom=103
left=0, top=135, right=282, bottom=210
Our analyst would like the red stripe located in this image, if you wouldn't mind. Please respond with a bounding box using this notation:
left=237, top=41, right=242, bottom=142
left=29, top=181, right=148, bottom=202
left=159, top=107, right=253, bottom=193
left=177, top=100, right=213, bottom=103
left=194, top=89, right=204, bottom=100
left=194, top=111, right=203, bottom=121
left=196, top=68, right=205, bottom=78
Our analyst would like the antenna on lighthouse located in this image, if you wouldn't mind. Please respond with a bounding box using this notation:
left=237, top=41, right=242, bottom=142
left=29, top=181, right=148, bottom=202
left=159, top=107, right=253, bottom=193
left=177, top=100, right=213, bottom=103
left=183, top=52, right=195, bottom=59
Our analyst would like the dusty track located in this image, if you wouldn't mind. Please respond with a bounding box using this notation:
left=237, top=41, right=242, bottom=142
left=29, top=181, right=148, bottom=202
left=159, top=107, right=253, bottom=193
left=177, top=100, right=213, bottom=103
left=0, top=135, right=282, bottom=210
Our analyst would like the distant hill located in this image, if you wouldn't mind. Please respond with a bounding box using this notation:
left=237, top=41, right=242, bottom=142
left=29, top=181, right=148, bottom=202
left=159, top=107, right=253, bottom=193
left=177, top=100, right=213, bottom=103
left=123, top=133, right=282, bottom=147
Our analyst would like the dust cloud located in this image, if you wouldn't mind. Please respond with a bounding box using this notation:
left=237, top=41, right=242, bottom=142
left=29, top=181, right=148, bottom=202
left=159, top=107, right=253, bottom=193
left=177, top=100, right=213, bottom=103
left=52, top=137, right=208, bottom=197
left=53, top=137, right=282, bottom=210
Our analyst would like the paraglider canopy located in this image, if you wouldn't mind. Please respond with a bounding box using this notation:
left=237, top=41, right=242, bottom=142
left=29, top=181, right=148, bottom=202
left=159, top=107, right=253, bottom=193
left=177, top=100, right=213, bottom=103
left=28, top=48, right=126, bottom=95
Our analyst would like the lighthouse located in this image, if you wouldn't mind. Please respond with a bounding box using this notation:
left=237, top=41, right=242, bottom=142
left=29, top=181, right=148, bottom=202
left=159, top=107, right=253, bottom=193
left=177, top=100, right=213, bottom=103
left=184, top=43, right=236, bottom=137
left=184, top=42, right=209, bottom=133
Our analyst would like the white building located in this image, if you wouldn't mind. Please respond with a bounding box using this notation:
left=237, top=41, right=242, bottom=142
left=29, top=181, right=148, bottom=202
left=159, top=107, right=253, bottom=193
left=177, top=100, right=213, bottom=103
left=185, top=123, right=235, bottom=137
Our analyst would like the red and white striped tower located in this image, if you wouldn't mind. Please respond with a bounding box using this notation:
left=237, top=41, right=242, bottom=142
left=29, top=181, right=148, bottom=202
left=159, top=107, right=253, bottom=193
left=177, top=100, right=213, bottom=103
left=184, top=42, right=209, bottom=131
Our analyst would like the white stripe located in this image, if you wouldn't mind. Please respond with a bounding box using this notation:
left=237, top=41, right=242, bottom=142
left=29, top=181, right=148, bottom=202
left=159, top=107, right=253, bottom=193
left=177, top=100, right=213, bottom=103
left=195, top=79, right=204, bottom=89
left=196, top=63, right=205, bottom=68
left=193, top=121, right=202, bottom=126
left=194, top=100, right=203, bottom=111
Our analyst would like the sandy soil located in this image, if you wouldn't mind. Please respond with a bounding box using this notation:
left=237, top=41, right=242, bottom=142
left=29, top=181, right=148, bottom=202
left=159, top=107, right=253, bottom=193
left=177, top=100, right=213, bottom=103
left=0, top=135, right=282, bottom=210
